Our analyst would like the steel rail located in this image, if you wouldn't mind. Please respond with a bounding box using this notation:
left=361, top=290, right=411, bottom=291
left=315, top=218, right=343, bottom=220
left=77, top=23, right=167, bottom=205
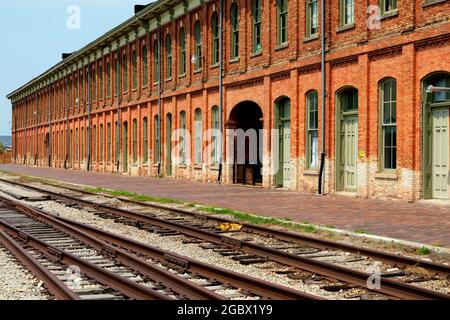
left=9, top=178, right=450, bottom=277
left=0, top=220, right=169, bottom=300
left=52, top=214, right=323, bottom=300
left=0, top=229, right=80, bottom=300
left=0, top=196, right=222, bottom=300
left=4, top=183, right=447, bottom=300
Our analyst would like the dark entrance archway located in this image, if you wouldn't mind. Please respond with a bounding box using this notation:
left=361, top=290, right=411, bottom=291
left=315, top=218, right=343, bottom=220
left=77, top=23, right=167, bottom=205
left=227, top=101, right=264, bottom=185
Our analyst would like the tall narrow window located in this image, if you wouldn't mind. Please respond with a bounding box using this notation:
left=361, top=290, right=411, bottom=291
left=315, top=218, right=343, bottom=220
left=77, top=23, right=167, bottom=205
left=277, top=0, right=288, bottom=46
left=99, top=66, right=104, bottom=100
left=75, top=128, right=79, bottom=161
left=99, top=124, right=104, bottom=163
left=143, top=117, right=148, bottom=164
left=166, top=35, right=172, bottom=79
left=211, top=106, right=220, bottom=164
left=211, top=13, right=219, bottom=65
left=142, top=46, right=148, bottom=87
left=179, top=111, right=187, bottom=164
left=340, top=0, right=355, bottom=26
left=194, top=21, right=202, bottom=71
left=306, top=0, right=318, bottom=37
left=230, top=3, right=239, bottom=60
left=154, top=40, right=160, bottom=83
left=107, top=123, right=111, bottom=163
left=93, top=125, right=97, bottom=162
left=92, top=66, right=97, bottom=101
left=81, top=127, right=85, bottom=161
left=114, top=57, right=119, bottom=97
left=132, top=119, right=138, bottom=163
left=194, top=109, right=202, bottom=165
left=132, top=50, right=138, bottom=89
left=179, top=28, right=186, bottom=75
left=115, top=121, right=120, bottom=163
left=106, top=62, right=111, bottom=97
left=306, top=91, right=319, bottom=169
left=154, top=115, right=160, bottom=163
left=123, top=54, right=128, bottom=92
left=252, top=0, right=262, bottom=53
left=380, top=78, right=397, bottom=170
left=380, top=0, right=397, bottom=15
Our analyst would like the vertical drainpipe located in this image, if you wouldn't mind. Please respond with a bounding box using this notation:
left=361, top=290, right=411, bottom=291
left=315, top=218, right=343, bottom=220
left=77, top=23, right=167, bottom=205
left=49, top=87, right=52, bottom=167
left=87, top=65, right=92, bottom=172
left=217, top=0, right=224, bottom=183
left=64, top=78, right=69, bottom=169
left=318, top=0, right=327, bottom=195
left=157, top=24, right=162, bottom=176
left=24, top=98, right=27, bottom=165
left=116, top=47, right=122, bottom=173
left=35, top=93, right=38, bottom=166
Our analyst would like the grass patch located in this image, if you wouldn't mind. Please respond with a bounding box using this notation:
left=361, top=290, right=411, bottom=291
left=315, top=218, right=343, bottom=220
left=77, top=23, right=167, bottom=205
left=417, top=246, right=430, bottom=255
left=354, top=229, right=371, bottom=235
left=84, top=187, right=183, bottom=205
left=324, top=225, right=337, bottom=229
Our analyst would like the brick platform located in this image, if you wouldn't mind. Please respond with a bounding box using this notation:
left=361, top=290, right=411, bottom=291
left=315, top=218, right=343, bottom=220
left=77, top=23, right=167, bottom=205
left=1, top=164, right=449, bottom=247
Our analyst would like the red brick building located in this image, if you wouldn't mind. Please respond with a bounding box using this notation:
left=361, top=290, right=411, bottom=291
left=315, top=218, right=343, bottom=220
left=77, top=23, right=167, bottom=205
left=7, top=0, right=450, bottom=201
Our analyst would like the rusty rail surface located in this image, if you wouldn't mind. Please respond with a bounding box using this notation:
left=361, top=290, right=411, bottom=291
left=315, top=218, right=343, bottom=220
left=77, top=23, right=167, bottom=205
left=0, top=195, right=321, bottom=300
left=7, top=177, right=450, bottom=278
left=0, top=229, right=80, bottom=300
left=2, top=180, right=448, bottom=300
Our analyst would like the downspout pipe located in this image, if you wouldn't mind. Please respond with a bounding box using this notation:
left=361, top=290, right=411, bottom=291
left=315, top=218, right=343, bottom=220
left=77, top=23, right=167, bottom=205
left=87, top=67, right=92, bottom=172
left=218, top=0, right=224, bottom=183
left=24, top=101, right=27, bottom=165
left=116, top=48, right=121, bottom=173
left=34, top=93, right=38, bottom=166
left=157, top=25, right=162, bottom=176
left=318, top=0, right=326, bottom=195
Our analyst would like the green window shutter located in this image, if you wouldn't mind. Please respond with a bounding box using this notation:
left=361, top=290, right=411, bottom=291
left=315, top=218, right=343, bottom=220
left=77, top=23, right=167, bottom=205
left=231, top=3, right=239, bottom=59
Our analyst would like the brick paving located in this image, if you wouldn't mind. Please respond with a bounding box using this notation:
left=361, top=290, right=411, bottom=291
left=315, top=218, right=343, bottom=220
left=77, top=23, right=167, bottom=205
left=0, top=164, right=449, bottom=247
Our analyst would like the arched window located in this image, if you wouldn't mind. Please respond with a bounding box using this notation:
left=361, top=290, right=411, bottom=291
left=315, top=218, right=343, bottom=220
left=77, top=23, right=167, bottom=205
left=211, top=106, right=220, bottom=164
left=81, top=127, right=85, bottom=161
left=154, top=40, right=160, bottom=83
left=194, top=21, right=202, bottom=71
left=179, top=111, right=187, bottom=164
left=166, top=34, right=172, bottom=79
left=143, top=117, right=148, bottom=164
left=99, top=124, right=104, bottom=163
left=306, top=91, right=319, bottom=169
left=75, top=128, right=79, bottom=162
left=380, top=78, right=397, bottom=170
left=142, top=46, right=148, bottom=87
left=123, top=53, right=128, bottom=92
left=252, top=0, right=262, bottom=53
left=132, top=50, right=138, bottom=89
left=154, top=115, right=160, bottom=163
left=92, top=66, right=97, bottom=100
left=115, top=121, right=120, bottom=163
left=93, top=125, right=97, bottom=162
left=230, top=3, right=239, bottom=60
left=99, top=65, right=103, bottom=100
left=107, top=123, right=111, bottom=163
left=106, top=62, right=111, bottom=97
left=211, top=13, right=219, bottom=65
left=132, top=119, right=138, bottom=163
left=194, top=108, right=202, bottom=164
left=179, top=28, right=186, bottom=75
left=277, top=0, right=288, bottom=46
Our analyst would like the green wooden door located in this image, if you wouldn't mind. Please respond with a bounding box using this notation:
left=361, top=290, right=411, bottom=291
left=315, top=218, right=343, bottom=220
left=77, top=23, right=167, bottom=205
left=275, top=100, right=291, bottom=188
left=344, top=116, right=358, bottom=191
left=432, top=108, right=449, bottom=199
left=123, top=122, right=128, bottom=173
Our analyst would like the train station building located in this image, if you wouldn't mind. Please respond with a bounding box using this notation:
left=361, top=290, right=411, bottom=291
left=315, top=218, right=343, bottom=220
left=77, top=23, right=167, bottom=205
left=6, top=0, right=450, bottom=201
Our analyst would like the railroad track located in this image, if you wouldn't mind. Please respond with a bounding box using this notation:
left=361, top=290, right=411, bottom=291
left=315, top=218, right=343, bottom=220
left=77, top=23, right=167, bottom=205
left=0, top=195, right=322, bottom=301
left=1, top=177, right=449, bottom=300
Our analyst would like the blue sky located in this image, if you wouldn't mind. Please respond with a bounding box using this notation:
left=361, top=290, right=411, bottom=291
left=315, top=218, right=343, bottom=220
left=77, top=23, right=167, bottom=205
left=0, top=0, right=146, bottom=136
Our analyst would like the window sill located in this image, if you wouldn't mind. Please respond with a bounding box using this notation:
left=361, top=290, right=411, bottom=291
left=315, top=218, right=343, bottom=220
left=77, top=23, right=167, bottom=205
left=229, top=57, right=239, bottom=64
left=275, top=43, right=289, bottom=51
left=422, top=0, right=448, bottom=8
left=210, top=63, right=220, bottom=69
left=132, top=88, right=137, bottom=92
left=194, top=164, right=202, bottom=170
left=165, top=77, right=173, bottom=82
left=178, top=73, right=186, bottom=79
left=380, top=9, right=399, bottom=20
left=210, top=164, right=220, bottom=171
left=250, top=51, right=263, bottom=58
left=304, top=169, right=320, bottom=176
left=178, top=164, right=187, bottom=169
left=193, top=69, right=202, bottom=74
left=304, top=34, right=319, bottom=43
left=142, top=85, right=148, bottom=89
left=375, top=172, right=398, bottom=180
left=337, top=23, right=355, bottom=33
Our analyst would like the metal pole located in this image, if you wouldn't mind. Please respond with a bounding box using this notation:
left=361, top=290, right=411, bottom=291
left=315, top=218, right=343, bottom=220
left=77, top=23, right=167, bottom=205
left=87, top=67, right=92, bottom=171
left=318, top=0, right=326, bottom=195
left=116, top=48, right=122, bottom=173
left=157, top=25, right=162, bottom=176
left=217, top=0, right=224, bottom=183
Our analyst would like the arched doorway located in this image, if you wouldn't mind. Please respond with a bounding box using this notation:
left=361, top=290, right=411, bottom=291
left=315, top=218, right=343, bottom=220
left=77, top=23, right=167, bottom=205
left=44, top=132, right=51, bottom=167
left=336, top=87, right=358, bottom=192
left=275, top=97, right=291, bottom=188
left=122, top=121, right=128, bottom=173
left=423, top=72, right=450, bottom=199
left=228, top=101, right=263, bottom=185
